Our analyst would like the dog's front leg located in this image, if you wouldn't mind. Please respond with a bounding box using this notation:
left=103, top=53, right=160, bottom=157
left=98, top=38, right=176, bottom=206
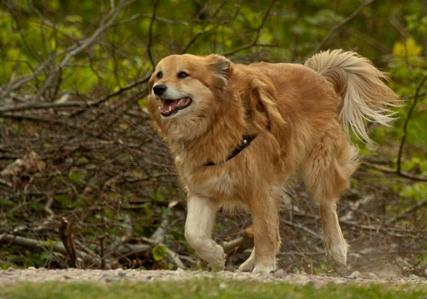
left=184, top=195, right=225, bottom=271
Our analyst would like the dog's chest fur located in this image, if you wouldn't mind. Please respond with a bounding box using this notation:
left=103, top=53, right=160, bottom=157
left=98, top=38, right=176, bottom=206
left=176, top=154, right=238, bottom=199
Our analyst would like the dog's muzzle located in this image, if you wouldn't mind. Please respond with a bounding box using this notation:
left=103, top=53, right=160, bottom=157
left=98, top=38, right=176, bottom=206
left=158, top=97, right=192, bottom=117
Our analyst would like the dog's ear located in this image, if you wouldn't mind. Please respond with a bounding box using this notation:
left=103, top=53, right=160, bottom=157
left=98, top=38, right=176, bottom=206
left=250, top=78, right=287, bottom=137
left=206, top=54, right=231, bottom=88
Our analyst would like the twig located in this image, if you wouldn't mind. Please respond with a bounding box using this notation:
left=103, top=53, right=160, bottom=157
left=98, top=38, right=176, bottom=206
left=362, top=162, right=427, bottom=182
left=361, top=74, right=427, bottom=182
left=222, top=0, right=277, bottom=56
left=281, top=219, right=322, bottom=240
left=164, top=247, right=186, bottom=269
left=0, top=101, right=86, bottom=113
left=35, top=195, right=54, bottom=231
left=70, top=75, right=150, bottom=117
left=150, top=210, right=169, bottom=244
left=180, top=0, right=228, bottom=53
left=314, top=0, right=375, bottom=53
left=0, top=233, right=97, bottom=265
left=387, top=198, right=427, bottom=225
left=147, top=0, right=161, bottom=69
left=292, top=211, right=424, bottom=238
left=222, top=236, right=244, bottom=253
left=1, top=0, right=132, bottom=100
left=99, top=235, right=106, bottom=269
left=396, top=75, right=427, bottom=177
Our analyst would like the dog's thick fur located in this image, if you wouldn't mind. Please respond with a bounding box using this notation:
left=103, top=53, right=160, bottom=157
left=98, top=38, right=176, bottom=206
left=147, top=50, right=398, bottom=273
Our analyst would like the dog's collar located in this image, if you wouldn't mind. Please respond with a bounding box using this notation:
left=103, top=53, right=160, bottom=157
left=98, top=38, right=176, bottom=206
left=204, top=134, right=257, bottom=166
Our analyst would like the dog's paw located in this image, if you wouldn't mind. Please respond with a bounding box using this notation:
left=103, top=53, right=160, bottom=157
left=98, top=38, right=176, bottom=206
left=327, top=241, right=348, bottom=266
left=252, top=260, right=276, bottom=274
left=238, top=258, right=254, bottom=272
left=207, top=246, right=226, bottom=271
left=238, top=249, right=255, bottom=272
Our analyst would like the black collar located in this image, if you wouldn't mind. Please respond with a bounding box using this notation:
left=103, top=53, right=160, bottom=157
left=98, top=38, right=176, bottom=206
left=204, top=134, right=257, bottom=166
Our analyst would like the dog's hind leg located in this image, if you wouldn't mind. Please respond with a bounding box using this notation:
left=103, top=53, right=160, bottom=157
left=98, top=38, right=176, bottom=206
left=185, top=195, right=225, bottom=270
left=247, top=188, right=281, bottom=273
left=319, top=201, right=348, bottom=265
left=302, top=126, right=358, bottom=266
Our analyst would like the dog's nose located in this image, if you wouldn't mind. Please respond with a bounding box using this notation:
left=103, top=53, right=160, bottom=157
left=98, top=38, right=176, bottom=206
left=153, top=84, right=167, bottom=96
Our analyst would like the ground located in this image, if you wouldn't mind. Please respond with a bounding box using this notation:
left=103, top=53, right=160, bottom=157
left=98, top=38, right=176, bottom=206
left=1, top=269, right=426, bottom=299
left=1, top=268, right=426, bottom=285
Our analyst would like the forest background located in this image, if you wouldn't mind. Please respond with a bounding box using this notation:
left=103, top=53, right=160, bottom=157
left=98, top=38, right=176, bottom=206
left=0, top=0, right=426, bottom=278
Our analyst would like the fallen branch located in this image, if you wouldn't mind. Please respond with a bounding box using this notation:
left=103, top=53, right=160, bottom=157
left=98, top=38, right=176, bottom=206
left=0, top=100, right=86, bottom=113
left=292, top=211, right=425, bottom=238
left=222, top=236, right=245, bottom=254
left=0, top=234, right=97, bottom=266
left=387, top=198, right=427, bottom=225
left=281, top=219, right=322, bottom=240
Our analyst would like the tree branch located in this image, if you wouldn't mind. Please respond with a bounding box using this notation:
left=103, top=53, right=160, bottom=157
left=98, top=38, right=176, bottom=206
left=314, top=0, right=375, bottom=53
left=396, top=74, right=427, bottom=177
left=222, top=0, right=277, bottom=56
left=147, top=0, right=161, bottom=69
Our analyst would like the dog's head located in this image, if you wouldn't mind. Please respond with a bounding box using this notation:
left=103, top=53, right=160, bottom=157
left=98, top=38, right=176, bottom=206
left=148, top=54, right=231, bottom=122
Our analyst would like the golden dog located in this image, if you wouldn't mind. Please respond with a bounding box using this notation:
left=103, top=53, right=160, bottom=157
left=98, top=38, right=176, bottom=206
left=147, top=50, right=397, bottom=273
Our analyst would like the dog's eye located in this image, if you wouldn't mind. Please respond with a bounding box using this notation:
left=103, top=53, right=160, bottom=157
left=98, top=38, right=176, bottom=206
left=156, top=71, right=163, bottom=79
left=177, top=71, right=189, bottom=79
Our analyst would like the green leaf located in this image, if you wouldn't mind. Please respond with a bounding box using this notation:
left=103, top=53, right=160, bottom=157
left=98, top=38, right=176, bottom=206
left=152, top=245, right=167, bottom=262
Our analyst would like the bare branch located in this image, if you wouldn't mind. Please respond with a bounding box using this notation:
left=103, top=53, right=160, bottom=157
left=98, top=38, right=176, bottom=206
left=222, top=0, right=277, bottom=56
left=147, top=0, right=161, bottom=69
left=180, top=0, right=229, bottom=53
left=361, top=161, right=427, bottom=182
left=1, top=0, right=133, bottom=100
left=0, top=234, right=98, bottom=266
left=387, top=198, right=427, bottom=225
left=281, top=219, right=322, bottom=240
left=397, top=75, right=427, bottom=177
left=314, top=0, right=375, bottom=53
left=0, top=101, right=86, bottom=113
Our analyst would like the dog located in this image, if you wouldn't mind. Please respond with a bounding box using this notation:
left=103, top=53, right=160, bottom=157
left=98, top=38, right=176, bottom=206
left=147, top=50, right=398, bottom=273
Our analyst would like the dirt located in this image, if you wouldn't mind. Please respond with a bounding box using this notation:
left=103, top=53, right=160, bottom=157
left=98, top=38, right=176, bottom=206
left=0, top=268, right=426, bottom=287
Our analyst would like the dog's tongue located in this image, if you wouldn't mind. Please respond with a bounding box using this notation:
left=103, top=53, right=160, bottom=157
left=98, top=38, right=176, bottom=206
left=160, top=100, right=178, bottom=114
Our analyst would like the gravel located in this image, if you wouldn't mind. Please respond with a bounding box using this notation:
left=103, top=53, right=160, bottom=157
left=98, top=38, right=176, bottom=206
left=1, top=268, right=426, bottom=286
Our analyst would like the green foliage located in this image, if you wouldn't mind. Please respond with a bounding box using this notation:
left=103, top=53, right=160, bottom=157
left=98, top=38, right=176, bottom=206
left=151, top=245, right=167, bottom=262
left=399, top=183, right=427, bottom=201
left=1, top=279, right=426, bottom=299
left=67, top=168, right=87, bottom=187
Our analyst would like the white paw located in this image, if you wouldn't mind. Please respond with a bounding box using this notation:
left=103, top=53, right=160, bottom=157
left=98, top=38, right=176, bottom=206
left=238, top=258, right=254, bottom=272
left=207, top=245, right=226, bottom=271
left=327, top=242, right=348, bottom=266
left=252, top=261, right=276, bottom=273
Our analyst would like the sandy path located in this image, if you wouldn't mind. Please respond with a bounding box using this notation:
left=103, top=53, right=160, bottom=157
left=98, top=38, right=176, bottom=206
left=0, top=268, right=426, bottom=286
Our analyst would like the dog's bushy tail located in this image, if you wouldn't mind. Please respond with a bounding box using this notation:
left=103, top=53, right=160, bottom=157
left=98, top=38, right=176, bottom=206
left=304, top=49, right=399, bottom=142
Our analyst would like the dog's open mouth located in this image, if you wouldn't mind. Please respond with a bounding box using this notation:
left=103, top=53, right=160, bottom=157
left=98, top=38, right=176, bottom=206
left=159, top=97, right=192, bottom=117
